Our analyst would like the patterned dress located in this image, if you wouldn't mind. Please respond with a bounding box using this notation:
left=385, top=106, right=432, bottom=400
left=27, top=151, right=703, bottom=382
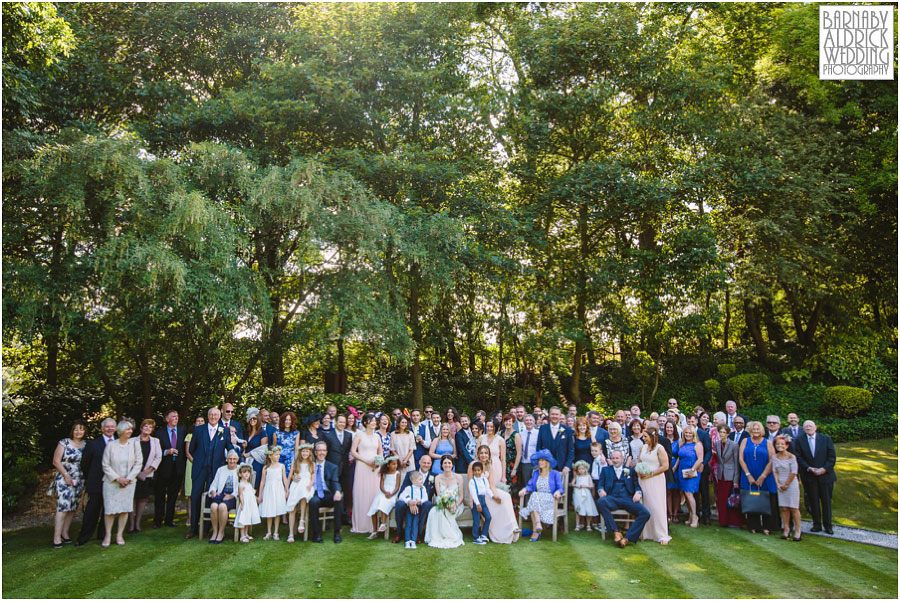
left=275, top=430, right=299, bottom=473
left=378, top=430, right=392, bottom=458
left=504, top=431, right=521, bottom=499
left=53, top=438, right=85, bottom=512
left=521, top=475, right=556, bottom=524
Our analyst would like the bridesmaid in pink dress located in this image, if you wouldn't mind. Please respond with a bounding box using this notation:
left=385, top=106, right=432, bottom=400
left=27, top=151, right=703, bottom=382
left=350, top=414, right=381, bottom=533
left=390, top=415, right=416, bottom=483
left=638, top=427, right=671, bottom=545
left=470, top=445, right=520, bottom=543
left=479, top=419, right=507, bottom=483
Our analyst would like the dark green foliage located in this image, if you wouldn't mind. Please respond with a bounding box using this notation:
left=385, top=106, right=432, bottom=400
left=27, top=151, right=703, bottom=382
left=823, top=386, right=874, bottom=418
left=1, top=404, right=42, bottom=512
left=704, top=379, right=720, bottom=405
left=717, top=364, right=736, bottom=379
left=726, top=373, right=770, bottom=407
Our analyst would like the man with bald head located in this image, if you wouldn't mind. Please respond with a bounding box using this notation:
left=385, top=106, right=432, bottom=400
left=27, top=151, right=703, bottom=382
left=186, top=407, right=233, bottom=539
left=793, top=420, right=837, bottom=534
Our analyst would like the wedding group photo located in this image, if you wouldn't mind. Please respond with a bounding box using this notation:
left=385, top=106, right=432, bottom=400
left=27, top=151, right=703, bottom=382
left=2, top=1, right=897, bottom=599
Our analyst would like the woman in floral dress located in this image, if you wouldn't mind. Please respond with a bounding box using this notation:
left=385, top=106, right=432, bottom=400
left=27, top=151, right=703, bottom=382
left=51, top=420, right=87, bottom=548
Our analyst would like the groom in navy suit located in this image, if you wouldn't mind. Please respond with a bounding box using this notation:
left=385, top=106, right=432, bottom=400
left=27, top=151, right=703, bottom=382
left=537, top=406, right=574, bottom=474
left=186, top=406, right=233, bottom=539
left=595, top=449, right=651, bottom=547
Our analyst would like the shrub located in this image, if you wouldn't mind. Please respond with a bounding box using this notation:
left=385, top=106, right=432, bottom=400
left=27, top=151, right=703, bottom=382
left=240, top=388, right=375, bottom=420
left=823, top=386, right=873, bottom=418
left=815, top=410, right=897, bottom=443
left=726, top=373, right=770, bottom=407
left=807, top=331, right=897, bottom=393
left=704, top=379, right=720, bottom=404
left=2, top=404, right=42, bottom=513
left=717, top=363, right=736, bottom=379
left=13, top=386, right=106, bottom=460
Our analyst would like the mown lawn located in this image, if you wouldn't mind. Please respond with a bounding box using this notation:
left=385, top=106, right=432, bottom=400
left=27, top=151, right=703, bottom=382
left=2, top=518, right=896, bottom=598
left=830, top=438, right=897, bottom=532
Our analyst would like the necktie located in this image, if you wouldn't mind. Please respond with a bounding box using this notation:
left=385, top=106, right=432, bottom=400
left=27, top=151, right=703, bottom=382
left=170, top=429, right=177, bottom=461
left=809, top=436, right=816, bottom=456
left=792, top=427, right=798, bottom=438
left=524, top=431, right=532, bottom=462
left=315, top=463, right=325, bottom=498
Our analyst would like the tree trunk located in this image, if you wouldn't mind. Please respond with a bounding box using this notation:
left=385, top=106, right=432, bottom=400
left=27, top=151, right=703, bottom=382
left=46, top=329, right=59, bottom=388
left=337, top=336, right=346, bottom=394
left=136, top=346, right=152, bottom=419
left=261, top=297, right=285, bottom=386
left=762, top=297, right=785, bottom=347
left=496, top=326, right=504, bottom=404
left=743, top=297, right=768, bottom=361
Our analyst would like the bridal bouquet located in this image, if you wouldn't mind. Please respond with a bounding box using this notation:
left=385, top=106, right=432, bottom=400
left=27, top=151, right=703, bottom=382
left=433, top=488, right=459, bottom=513
left=635, top=462, right=653, bottom=476
left=494, top=481, right=510, bottom=493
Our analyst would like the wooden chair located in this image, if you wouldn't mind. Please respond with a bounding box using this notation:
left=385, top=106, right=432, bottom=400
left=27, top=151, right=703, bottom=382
left=598, top=507, right=638, bottom=540
left=301, top=503, right=334, bottom=541
left=517, top=475, right=569, bottom=541
left=198, top=492, right=240, bottom=542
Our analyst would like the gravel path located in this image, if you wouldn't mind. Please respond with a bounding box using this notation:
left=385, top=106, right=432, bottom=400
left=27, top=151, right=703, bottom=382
left=799, top=520, right=898, bottom=549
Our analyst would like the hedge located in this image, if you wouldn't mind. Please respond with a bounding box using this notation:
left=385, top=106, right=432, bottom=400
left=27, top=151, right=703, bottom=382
left=823, top=386, right=873, bottom=418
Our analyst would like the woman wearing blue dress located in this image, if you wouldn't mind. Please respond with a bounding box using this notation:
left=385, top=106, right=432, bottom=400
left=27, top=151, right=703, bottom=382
left=275, top=411, right=300, bottom=474
left=738, top=421, right=778, bottom=535
left=242, top=409, right=269, bottom=489
left=663, top=421, right=681, bottom=522
left=674, top=425, right=704, bottom=528
left=428, top=423, right=457, bottom=475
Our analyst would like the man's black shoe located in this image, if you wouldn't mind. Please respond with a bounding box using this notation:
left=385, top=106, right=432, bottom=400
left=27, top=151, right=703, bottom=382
left=824, top=528, right=834, bottom=535
left=811, top=525, right=822, bottom=532
left=312, top=536, right=324, bottom=543
left=153, top=524, right=162, bottom=529
left=333, top=535, right=342, bottom=543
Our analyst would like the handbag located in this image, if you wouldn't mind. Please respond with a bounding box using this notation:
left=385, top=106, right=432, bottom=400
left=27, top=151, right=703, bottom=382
left=681, top=468, right=697, bottom=479
left=727, top=490, right=741, bottom=509
left=740, top=485, right=771, bottom=515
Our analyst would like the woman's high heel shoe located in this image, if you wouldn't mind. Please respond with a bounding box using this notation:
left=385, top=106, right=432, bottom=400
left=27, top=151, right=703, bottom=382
left=689, top=516, right=699, bottom=528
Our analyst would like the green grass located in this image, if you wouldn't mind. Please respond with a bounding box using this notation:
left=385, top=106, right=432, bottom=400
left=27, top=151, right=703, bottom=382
left=2, top=520, right=897, bottom=598
left=830, top=438, right=898, bottom=532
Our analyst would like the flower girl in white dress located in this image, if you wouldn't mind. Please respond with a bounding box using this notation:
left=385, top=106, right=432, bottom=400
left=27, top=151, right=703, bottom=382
left=367, top=456, right=401, bottom=539
left=571, top=461, right=598, bottom=530
left=258, top=446, right=288, bottom=540
left=286, top=444, right=315, bottom=542
left=234, top=465, right=261, bottom=542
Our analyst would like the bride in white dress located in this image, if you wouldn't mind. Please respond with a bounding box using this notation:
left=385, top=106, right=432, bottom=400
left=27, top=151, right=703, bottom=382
left=424, top=455, right=465, bottom=549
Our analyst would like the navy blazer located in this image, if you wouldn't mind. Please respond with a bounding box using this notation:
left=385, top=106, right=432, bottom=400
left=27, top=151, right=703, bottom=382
left=80, top=436, right=109, bottom=495
left=313, top=460, right=342, bottom=495
left=188, top=423, right=233, bottom=479
left=154, top=425, right=187, bottom=477
left=794, top=432, right=837, bottom=483
left=322, top=428, right=353, bottom=476
left=728, top=429, right=750, bottom=447
left=593, top=426, right=610, bottom=446
left=696, top=427, right=712, bottom=468
left=596, top=465, right=643, bottom=499
left=398, top=469, right=436, bottom=500
left=455, top=428, right=475, bottom=472
left=220, top=420, right=243, bottom=440
left=264, top=423, right=277, bottom=447
left=537, top=423, right=574, bottom=470
left=523, top=468, right=564, bottom=495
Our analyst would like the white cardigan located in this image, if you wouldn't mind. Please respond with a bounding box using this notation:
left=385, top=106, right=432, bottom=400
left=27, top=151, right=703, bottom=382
left=208, top=465, right=240, bottom=495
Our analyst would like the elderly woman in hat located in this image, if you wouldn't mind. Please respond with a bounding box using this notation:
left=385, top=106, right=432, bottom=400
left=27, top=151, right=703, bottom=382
left=243, top=408, right=269, bottom=488
left=517, top=449, right=563, bottom=541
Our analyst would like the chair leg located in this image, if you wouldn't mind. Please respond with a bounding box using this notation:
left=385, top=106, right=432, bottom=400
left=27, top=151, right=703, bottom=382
left=552, top=516, right=558, bottom=542
left=384, top=510, right=391, bottom=540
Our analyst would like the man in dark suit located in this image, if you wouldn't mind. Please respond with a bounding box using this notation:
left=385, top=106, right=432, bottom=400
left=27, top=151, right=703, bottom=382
left=186, top=406, right=232, bottom=539
left=794, top=420, right=837, bottom=534
left=154, top=409, right=187, bottom=528
left=219, top=402, right=243, bottom=440
left=308, top=441, right=344, bottom=543
left=391, top=454, right=435, bottom=543
left=587, top=411, right=610, bottom=446
left=323, top=414, right=353, bottom=522
left=537, top=406, right=574, bottom=474
left=728, top=416, right=749, bottom=446
left=455, top=415, right=475, bottom=473
left=408, top=409, right=426, bottom=468
left=780, top=413, right=801, bottom=446
left=75, top=418, right=118, bottom=546
left=687, top=414, right=713, bottom=525
left=595, top=450, right=651, bottom=548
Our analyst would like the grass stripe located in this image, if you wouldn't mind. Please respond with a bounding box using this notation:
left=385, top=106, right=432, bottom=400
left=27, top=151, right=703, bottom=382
left=643, top=526, right=774, bottom=598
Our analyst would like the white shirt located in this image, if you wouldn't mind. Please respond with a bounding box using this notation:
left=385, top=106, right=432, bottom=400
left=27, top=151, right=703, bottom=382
left=550, top=423, right=559, bottom=438
left=521, top=428, right=538, bottom=462
left=208, top=423, right=220, bottom=440
left=468, top=475, right=493, bottom=503
left=591, top=456, right=606, bottom=479
left=399, top=484, right=428, bottom=504
left=808, top=435, right=816, bottom=456
left=614, top=466, right=623, bottom=480
left=726, top=413, right=735, bottom=428
left=335, top=429, right=346, bottom=445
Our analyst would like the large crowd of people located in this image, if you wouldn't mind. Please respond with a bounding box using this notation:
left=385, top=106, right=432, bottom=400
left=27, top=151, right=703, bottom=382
left=49, top=399, right=837, bottom=550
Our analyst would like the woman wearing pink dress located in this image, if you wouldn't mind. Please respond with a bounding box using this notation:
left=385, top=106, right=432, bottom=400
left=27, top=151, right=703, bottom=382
left=390, top=415, right=416, bottom=483
left=470, top=445, right=520, bottom=543
left=637, top=427, right=671, bottom=545
left=350, top=414, right=381, bottom=533
left=478, top=419, right=507, bottom=484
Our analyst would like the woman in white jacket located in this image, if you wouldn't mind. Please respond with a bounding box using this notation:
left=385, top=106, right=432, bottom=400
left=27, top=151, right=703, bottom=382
left=207, top=450, right=241, bottom=543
